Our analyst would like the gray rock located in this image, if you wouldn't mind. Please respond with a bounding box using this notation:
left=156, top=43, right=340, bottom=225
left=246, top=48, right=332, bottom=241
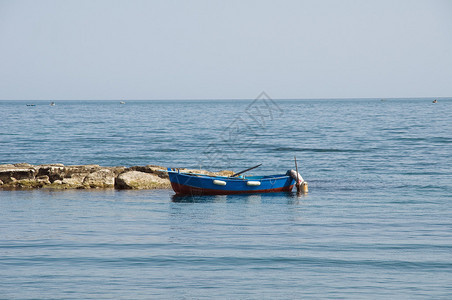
left=15, top=179, right=44, bottom=188
left=36, top=165, right=65, bottom=182
left=61, top=177, right=84, bottom=187
left=83, top=169, right=115, bottom=188
left=36, top=165, right=100, bottom=183
left=110, top=166, right=127, bottom=176
left=0, top=168, right=36, bottom=184
left=127, top=165, right=168, bottom=179
left=0, top=164, right=15, bottom=169
left=115, top=171, right=170, bottom=189
left=64, top=165, right=101, bottom=176
left=0, top=163, right=179, bottom=190
left=36, top=175, right=51, bottom=185
left=13, top=163, right=34, bottom=168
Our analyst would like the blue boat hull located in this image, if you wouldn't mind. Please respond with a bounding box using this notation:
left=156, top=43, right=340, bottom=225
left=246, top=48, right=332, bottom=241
left=168, top=170, right=295, bottom=195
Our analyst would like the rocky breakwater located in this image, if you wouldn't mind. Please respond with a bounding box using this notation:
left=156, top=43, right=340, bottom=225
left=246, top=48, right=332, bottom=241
left=0, top=163, right=170, bottom=190
left=0, top=163, right=234, bottom=190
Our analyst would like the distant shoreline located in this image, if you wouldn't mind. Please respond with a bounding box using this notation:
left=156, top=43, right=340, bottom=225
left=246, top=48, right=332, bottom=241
left=0, top=97, right=451, bottom=102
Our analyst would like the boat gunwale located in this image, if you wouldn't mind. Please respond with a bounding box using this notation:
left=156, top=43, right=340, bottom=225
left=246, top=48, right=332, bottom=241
left=167, top=171, right=290, bottom=181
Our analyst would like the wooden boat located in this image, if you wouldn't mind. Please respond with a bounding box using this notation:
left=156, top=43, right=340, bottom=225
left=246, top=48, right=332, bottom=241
left=167, top=165, right=303, bottom=195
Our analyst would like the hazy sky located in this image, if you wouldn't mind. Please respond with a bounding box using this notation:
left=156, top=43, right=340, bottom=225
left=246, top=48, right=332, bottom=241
left=1, top=0, right=451, bottom=100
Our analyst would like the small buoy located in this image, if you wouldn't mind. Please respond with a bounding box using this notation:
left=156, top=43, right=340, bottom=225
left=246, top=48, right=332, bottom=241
left=213, top=180, right=226, bottom=186
left=301, top=181, right=308, bottom=193
left=246, top=181, right=261, bottom=186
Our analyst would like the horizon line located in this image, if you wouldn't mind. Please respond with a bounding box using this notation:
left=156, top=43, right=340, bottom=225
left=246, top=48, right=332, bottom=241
left=0, top=96, right=450, bottom=101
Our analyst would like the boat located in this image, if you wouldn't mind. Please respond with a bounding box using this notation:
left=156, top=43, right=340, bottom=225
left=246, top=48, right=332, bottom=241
left=120, top=101, right=126, bottom=104
left=50, top=102, right=55, bottom=106
left=167, top=164, right=305, bottom=195
left=433, top=99, right=437, bottom=103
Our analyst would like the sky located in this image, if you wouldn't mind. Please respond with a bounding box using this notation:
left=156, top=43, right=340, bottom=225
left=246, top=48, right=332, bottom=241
left=0, top=0, right=451, bottom=100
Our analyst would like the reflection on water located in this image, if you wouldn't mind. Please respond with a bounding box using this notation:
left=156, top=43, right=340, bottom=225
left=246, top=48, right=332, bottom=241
left=171, top=194, right=228, bottom=203
left=170, top=191, right=307, bottom=203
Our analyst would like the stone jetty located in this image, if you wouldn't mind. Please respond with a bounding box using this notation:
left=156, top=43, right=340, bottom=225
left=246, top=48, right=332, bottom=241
left=0, top=163, right=234, bottom=190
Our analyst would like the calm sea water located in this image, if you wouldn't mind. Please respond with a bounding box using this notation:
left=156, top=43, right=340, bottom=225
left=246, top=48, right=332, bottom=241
left=1, top=98, right=451, bottom=299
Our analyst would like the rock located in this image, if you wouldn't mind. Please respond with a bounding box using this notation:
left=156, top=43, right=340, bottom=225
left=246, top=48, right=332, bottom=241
left=45, top=179, right=76, bottom=189
left=15, top=179, right=44, bottom=188
left=127, top=165, right=168, bottom=179
left=62, top=176, right=84, bottom=186
left=0, top=168, right=36, bottom=184
left=0, top=163, right=232, bottom=190
left=110, top=166, right=127, bottom=176
left=36, top=165, right=65, bottom=182
left=115, top=171, right=170, bottom=189
left=36, top=164, right=101, bottom=184
left=64, top=165, right=101, bottom=177
left=13, top=163, right=34, bottom=168
left=0, top=164, right=15, bottom=169
left=83, top=169, right=115, bottom=188
left=0, top=174, right=50, bottom=189
left=63, top=173, right=89, bottom=186
left=61, top=177, right=84, bottom=188
left=36, top=175, right=51, bottom=185
left=146, top=165, right=169, bottom=179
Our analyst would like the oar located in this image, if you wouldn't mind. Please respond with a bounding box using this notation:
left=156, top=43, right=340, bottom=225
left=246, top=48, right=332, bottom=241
left=294, top=156, right=300, bottom=192
left=231, top=164, right=262, bottom=177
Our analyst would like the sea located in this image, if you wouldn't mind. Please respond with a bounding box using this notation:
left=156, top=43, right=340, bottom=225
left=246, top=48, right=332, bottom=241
left=1, top=98, right=451, bottom=299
